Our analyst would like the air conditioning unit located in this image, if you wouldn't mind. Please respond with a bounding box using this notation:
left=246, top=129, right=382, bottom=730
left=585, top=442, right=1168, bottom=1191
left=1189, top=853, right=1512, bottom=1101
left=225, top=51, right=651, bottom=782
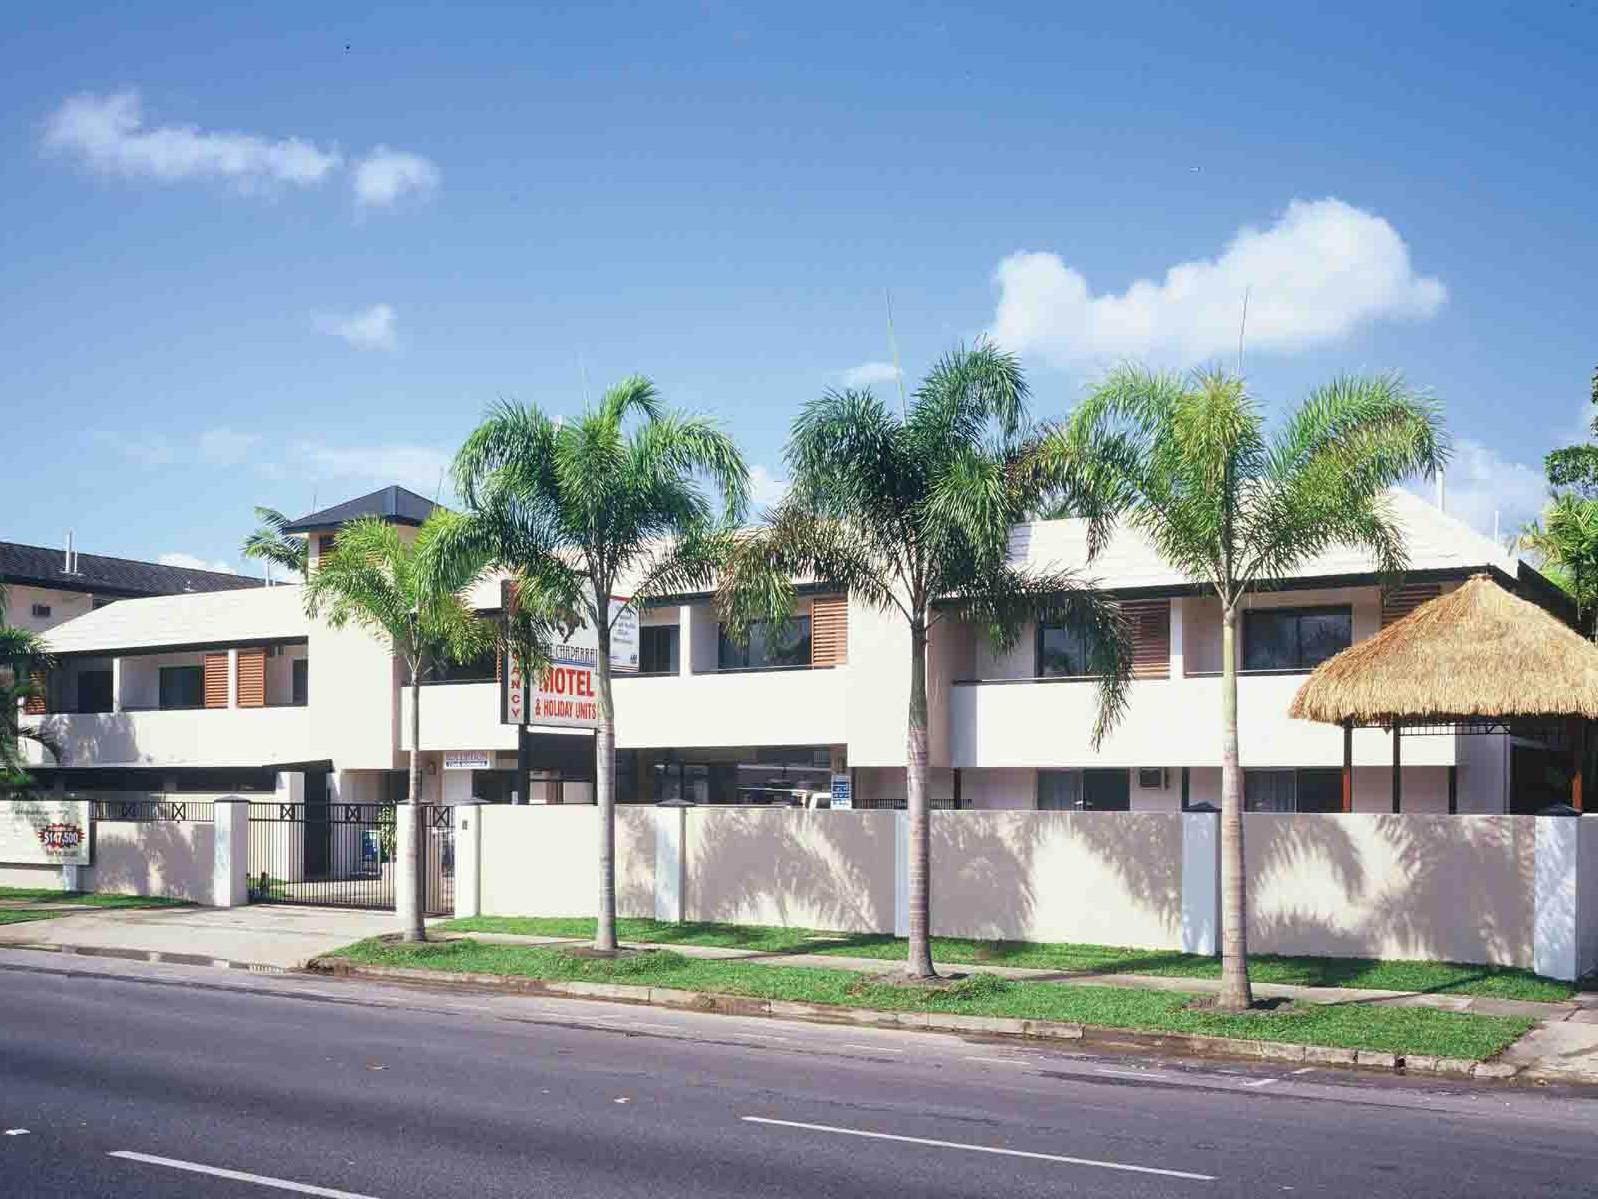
left=1137, top=767, right=1168, bottom=790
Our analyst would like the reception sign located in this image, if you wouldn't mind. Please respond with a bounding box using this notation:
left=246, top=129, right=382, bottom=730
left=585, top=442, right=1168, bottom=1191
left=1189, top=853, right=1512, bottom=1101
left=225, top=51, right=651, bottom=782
left=0, top=799, right=91, bottom=866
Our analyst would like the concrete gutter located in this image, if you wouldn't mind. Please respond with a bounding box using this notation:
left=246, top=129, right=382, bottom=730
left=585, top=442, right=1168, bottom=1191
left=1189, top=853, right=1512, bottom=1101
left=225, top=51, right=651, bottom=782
left=307, top=956, right=1524, bottom=1083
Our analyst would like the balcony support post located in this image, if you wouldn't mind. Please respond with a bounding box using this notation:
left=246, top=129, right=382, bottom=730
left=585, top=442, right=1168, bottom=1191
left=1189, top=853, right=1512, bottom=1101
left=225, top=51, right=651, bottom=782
left=1341, top=721, right=1353, bottom=813
left=1391, top=722, right=1402, bottom=814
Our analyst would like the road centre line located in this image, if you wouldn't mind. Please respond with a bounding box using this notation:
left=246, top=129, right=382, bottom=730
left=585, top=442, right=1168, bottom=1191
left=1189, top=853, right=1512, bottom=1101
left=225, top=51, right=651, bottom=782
left=739, top=1116, right=1216, bottom=1182
left=109, top=1151, right=382, bottom=1198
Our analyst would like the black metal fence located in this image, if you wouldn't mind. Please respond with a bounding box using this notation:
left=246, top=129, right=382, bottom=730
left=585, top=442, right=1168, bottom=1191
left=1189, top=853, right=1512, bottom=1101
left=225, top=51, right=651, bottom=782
left=847, top=798, right=959, bottom=810
left=246, top=802, right=452, bottom=914
left=89, top=797, right=215, bottom=823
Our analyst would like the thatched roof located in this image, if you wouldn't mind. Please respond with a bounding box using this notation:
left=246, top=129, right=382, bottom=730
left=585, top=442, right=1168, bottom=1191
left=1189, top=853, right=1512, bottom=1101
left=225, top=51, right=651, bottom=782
left=1289, top=574, right=1598, bottom=725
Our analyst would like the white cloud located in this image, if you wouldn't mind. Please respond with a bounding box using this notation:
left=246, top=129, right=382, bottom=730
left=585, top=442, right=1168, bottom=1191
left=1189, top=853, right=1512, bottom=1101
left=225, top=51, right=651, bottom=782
left=158, top=552, right=236, bottom=575
left=840, top=361, right=902, bottom=388
left=352, top=146, right=441, bottom=209
left=313, top=303, right=398, bottom=351
left=748, top=464, right=788, bottom=511
left=990, top=198, right=1446, bottom=368
left=1408, top=439, right=1547, bottom=544
left=295, top=441, right=451, bottom=497
left=43, top=91, right=341, bottom=190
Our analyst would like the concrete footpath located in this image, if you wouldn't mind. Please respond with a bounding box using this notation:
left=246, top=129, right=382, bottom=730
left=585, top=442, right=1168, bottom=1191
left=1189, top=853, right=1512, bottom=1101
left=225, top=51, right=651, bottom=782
left=7, top=904, right=1598, bottom=1084
left=0, top=903, right=400, bottom=969
left=455, top=929, right=1598, bottom=1085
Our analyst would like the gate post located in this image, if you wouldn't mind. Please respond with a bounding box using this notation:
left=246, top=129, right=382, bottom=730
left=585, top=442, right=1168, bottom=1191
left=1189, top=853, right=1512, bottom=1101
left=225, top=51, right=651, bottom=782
left=453, top=801, right=483, bottom=919
left=213, top=798, right=249, bottom=908
left=1181, top=804, right=1221, bottom=956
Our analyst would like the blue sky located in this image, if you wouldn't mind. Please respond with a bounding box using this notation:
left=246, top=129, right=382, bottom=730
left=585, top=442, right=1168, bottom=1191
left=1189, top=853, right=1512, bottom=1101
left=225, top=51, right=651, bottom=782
left=3, top=3, right=1593, bottom=575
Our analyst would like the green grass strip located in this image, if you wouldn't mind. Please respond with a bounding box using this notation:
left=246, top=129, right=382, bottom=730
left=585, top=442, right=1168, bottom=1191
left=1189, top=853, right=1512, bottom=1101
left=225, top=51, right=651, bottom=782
left=0, top=887, right=190, bottom=910
left=335, top=937, right=1532, bottom=1060
left=440, top=915, right=1574, bottom=1003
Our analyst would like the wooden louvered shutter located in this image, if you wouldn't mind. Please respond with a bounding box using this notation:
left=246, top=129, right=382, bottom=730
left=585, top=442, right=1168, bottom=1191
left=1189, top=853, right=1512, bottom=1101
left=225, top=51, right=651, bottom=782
left=810, top=595, right=849, bottom=666
left=1123, top=599, right=1171, bottom=680
left=235, top=648, right=266, bottom=708
left=203, top=653, right=229, bottom=709
left=23, top=670, right=47, bottom=715
left=1383, top=583, right=1441, bottom=627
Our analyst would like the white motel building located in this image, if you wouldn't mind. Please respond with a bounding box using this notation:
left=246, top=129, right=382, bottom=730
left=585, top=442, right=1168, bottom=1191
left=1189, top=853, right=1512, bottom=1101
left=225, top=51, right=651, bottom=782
left=15, top=484, right=1573, bottom=817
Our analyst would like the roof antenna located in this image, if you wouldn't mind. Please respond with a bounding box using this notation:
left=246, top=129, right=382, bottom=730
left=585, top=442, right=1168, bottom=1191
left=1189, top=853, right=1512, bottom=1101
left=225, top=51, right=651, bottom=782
left=578, top=353, right=591, bottom=407
left=1435, top=468, right=1446, bottom=512
left=63, top=530, right=76, bottom=575
left=885, top=288, right=907, bottom=418
left=1237, top=286, right=1250, bottom=378
left=433, top=466, right=446, bottom=504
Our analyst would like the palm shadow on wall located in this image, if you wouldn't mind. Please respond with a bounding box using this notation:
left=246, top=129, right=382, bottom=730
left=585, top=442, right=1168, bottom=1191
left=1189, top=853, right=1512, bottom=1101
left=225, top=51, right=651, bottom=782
left=682, top=808, right=898, bottom=940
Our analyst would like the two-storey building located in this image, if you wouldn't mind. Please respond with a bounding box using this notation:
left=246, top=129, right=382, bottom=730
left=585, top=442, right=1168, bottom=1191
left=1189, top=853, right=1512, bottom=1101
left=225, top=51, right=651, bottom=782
left=17, top=484, right=1567, bottom=816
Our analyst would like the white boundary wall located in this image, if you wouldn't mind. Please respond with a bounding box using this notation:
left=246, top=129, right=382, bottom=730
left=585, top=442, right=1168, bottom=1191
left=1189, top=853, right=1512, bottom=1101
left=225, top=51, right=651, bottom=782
left=461, top=808, right=1598, bottom=976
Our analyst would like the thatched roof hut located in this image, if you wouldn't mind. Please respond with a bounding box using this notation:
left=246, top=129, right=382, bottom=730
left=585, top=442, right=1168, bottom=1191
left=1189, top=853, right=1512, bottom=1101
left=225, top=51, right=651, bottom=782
left=1290, top=574, right=1598, bottom=727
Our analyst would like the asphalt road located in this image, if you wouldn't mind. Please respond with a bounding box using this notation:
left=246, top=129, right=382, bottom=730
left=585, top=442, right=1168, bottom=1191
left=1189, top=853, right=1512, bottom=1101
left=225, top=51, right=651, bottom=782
left=0, top=946, right=1594, bottom=1198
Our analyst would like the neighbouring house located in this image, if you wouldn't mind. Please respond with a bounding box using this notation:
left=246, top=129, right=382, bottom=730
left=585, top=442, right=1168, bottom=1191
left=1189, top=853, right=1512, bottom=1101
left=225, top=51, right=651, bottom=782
left=1, top=538, right=260, bottom=634
left=12, top=483, right=1573, bottom=815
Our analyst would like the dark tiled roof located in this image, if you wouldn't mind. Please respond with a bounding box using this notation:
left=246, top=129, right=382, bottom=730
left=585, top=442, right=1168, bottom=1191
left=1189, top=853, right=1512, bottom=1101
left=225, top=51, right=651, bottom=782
left=282, top=485, right=438, bottom=533
left=0, top=541, right=262, bottom=598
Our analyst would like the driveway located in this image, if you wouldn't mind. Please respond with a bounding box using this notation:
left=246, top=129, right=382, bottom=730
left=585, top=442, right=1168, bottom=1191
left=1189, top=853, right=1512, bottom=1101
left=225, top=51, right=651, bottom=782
left=0, top=903, right=400, bottom=969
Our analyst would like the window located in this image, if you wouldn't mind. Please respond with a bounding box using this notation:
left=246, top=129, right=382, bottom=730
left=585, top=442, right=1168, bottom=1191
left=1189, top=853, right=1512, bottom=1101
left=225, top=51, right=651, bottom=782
left=1244, top=770, right=1295, bottom=813
left=1036, top=769, right=1130, bottom=811
left=1036, top=621, right=1092, bottom=677
left=1244, top=768, right=1343, bottom=813
left=317, top=533, right=337, bottom=557
left=1243, top=607, right=1351, bottom=671
left=158, top=665, right=204, bottom=710
left=30, top=603, right=51, bottom=618
left=639, top=625, right=680, bottom=674
left=718, top=617, right=811, bottom=670
left=429, top=648, right=498, bottom=684
left=1037, top=770, right=1081, bottom=810
left=77, top=669, right=113, bottom=714
left=291, top=658, right=309, bottom=706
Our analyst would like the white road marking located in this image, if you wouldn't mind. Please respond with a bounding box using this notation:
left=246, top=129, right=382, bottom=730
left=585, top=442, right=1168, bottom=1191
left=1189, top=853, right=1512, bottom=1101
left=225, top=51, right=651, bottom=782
left=1241, top=1077, right=1280, bottom=1088
left=841, top=1042, right=903, bottom=1052
left=961, top=1055, right=1032, bottom=1066
left=1095, top=1067, right=1158, bottom=1079
left=108, top=1151, right=382, bottom=1198
left=4, top=1129, right=29, bottom=1136
left=1291, top=1067, right=1316, bottom=1075
left=740, top=1116, right=1216, bottom=1182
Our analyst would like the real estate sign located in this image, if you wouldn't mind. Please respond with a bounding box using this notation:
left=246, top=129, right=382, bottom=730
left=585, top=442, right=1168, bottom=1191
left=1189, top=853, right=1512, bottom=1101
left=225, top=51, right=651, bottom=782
left=0, top=798, right=91, bottom=866
left=501, top=594, right=639, bottom=728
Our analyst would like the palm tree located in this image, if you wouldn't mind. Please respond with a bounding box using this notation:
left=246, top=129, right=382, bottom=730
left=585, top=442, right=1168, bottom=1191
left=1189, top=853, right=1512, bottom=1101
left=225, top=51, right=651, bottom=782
left=435, top=377, right=747, bottom=954
left=303, top=515, right=502, bottom=941
left=1517, top=493, right=1598, bottom=638
left=1029, top=366, right=1446, bottom=1009
left=716, top=342, right=1131, bottom=980
left=0, top=614, right=58, bottom=790
left=241, top=507, right=309, bottom=579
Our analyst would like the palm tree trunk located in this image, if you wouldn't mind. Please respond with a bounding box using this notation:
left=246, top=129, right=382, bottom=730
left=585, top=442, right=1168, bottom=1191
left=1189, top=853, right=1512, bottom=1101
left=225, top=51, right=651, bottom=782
left=594, top=611, right=618, bottom=953
left=401, top=671, right=425, bottom=943
left=1218, top=603, right=1251, bottom=1009
left=904, top=614, right=936, bottom=980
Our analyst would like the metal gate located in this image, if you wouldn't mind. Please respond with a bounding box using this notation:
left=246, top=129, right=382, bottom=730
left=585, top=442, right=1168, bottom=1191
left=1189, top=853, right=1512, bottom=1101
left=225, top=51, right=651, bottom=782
left=247, top=801, right=453, bottom=914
